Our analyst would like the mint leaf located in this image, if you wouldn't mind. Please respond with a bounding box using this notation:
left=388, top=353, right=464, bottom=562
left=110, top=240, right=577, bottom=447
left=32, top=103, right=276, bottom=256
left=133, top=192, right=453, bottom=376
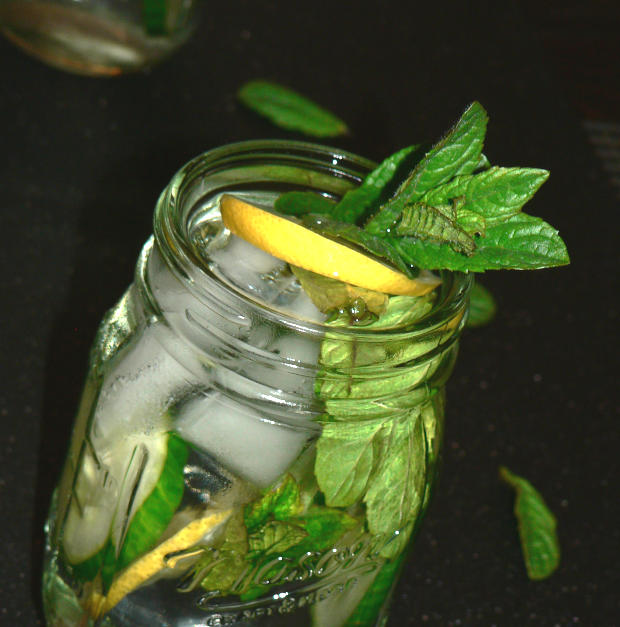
left=316, top=293, right=440, bottom=415
left=421, top=167, right=550, bottom=226
left=364, top=411, right=427, bottom=558
left=467, top=281, right=497, bottom=327
left=275, top=191, right=336, bottom=217
left=276, top=146, right=425, bottom=225
left=193, top=472, right=360, bottom=602
left=316, top=292, right=436, bottom=378
left=244, top=475, right=303, bottom=533
left=391, top=212, right=569, bottom=271
left=315, top=291, right=453, bottom=563
left=362, top=293, right=436, bottom=330
left=365, top=102, right=488, bottom=234
left=396, top=202, right=477, bottom=255
left=475, top=153, right=491, bottom=172
left=500, top=466, right=561, bottom=580
left=299, top=507, right=359, bottom=552
left=315, top=419, right=385, bottom=507
left=301, top=214, right=416, bottom=278
left=238, top=80, right=349, bottom=137
left=291, top=266, right=388, bottom=319
left=420, top=391, right=444, bottom=512
left=248, top=521, right=307, bottom=559
left=197, top=511, right=249, bottom=594
left=240, top=491, right=358, bottom=601
left=332, top=145, right=424, bottom=224
left=457, top=208, right=487, bottom=237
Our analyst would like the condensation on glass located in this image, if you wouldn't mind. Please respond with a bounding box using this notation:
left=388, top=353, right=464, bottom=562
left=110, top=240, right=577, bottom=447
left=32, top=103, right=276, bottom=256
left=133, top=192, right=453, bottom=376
left=42, top=141, right=471, bottom=626
left=0, top=0, right=196, bottom=75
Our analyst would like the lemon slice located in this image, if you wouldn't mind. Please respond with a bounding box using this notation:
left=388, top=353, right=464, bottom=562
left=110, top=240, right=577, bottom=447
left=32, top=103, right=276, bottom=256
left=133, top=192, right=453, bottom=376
left=220, top=195, right=440, bottom=296
left=88, top=509, right=231, bottom=618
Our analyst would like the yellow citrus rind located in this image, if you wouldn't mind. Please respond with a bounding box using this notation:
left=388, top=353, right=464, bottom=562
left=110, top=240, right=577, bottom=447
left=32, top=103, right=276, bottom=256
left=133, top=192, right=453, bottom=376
left=220, top=195, right=440, bottom=296
left=88, top=509, right=231, bottom=619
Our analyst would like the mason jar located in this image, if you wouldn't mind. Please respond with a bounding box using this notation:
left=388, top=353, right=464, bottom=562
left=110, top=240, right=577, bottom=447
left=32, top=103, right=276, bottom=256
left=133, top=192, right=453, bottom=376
left=0, top=0, right=197, bottom=75
left=42, top=141, right=472, bottom=626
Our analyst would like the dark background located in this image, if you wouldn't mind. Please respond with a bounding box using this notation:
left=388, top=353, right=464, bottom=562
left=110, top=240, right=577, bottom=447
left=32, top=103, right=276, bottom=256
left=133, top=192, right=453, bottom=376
left=1, top=1, right=618, bottom=625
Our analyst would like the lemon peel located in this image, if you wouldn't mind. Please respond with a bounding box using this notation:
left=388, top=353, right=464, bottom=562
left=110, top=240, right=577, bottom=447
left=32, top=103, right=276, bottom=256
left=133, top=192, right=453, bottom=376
left=90, top=509, right=231, bottom=618
left=220, top=195, right=440, bottom=296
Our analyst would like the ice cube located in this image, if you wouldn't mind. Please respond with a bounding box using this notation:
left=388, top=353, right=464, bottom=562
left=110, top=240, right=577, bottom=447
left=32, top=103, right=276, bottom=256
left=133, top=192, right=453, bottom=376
left=281, top=289, right=327, bottom=323
left=93, top=325, right=201, bottom=441
left=209, top=234, right=287, bottom=301
left=148, top=241, right=250, bottom=353
left=175, top=392, right=312, bottom=488
left=268, top=333, right=321, bottom=396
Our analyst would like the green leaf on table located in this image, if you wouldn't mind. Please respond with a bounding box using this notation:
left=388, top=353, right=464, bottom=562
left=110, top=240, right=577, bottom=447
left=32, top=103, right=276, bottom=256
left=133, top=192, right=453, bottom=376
left=332, top=145, right=424, bottom=224
left=467, top=281, right=497, bottom=327
left=143, top=0, right=167, bottom=35
left=500, top=466, right=560, bottom=580
left=275, top=191, right=336, bottom=217
left=390, top=212, right=569, bottom=271
left=365, top=101, right=488, bottom=234
left=238, top=80, right=349, bottom=137
left=421, top=167, right=550, bottom=226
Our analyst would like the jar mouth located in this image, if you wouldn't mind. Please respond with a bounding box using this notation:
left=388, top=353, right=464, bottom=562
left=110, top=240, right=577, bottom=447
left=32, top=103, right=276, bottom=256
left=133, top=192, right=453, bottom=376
left=153, top=140, right=472, bottom=339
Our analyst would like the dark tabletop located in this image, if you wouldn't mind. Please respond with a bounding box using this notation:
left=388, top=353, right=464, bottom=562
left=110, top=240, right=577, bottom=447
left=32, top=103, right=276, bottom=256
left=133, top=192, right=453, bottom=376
left=1, top=1, right=618, bottom=625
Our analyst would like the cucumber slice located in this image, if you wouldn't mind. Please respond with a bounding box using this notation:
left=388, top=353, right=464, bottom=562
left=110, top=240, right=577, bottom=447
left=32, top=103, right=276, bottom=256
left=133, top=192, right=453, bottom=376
left=62, top=427, right=185, bottom=585
left=63, top=445, right=117, bottom=569
left=341, top=554, right=405, bottom=627
left=62, top=323, right=199, bottom=581
left=102, top=434, right=188, bottom=589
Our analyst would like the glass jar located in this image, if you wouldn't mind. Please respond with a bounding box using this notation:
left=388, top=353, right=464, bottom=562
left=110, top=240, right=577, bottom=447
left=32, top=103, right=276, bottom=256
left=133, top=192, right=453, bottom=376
left=42, top=141, right=471, bottom=626
left=0, top=0, right=197, bottom=75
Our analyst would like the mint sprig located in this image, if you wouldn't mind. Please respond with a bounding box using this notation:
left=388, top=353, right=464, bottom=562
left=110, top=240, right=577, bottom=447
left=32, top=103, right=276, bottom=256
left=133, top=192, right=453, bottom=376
left=331, top=144, right=425, bottom=224
left=193, top=475, right=359, bottom=601
left=421, top=166, right=550, bottom=225
left=364, top=101, right=488, bottom=235
left=391, top=212, right=569, bottom=271
left=275, top=102, right=569, bottom=274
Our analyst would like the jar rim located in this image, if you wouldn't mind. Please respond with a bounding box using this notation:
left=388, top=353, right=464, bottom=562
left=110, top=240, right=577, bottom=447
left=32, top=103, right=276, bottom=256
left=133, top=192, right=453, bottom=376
left=153, top=140, right=472, bottom=339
